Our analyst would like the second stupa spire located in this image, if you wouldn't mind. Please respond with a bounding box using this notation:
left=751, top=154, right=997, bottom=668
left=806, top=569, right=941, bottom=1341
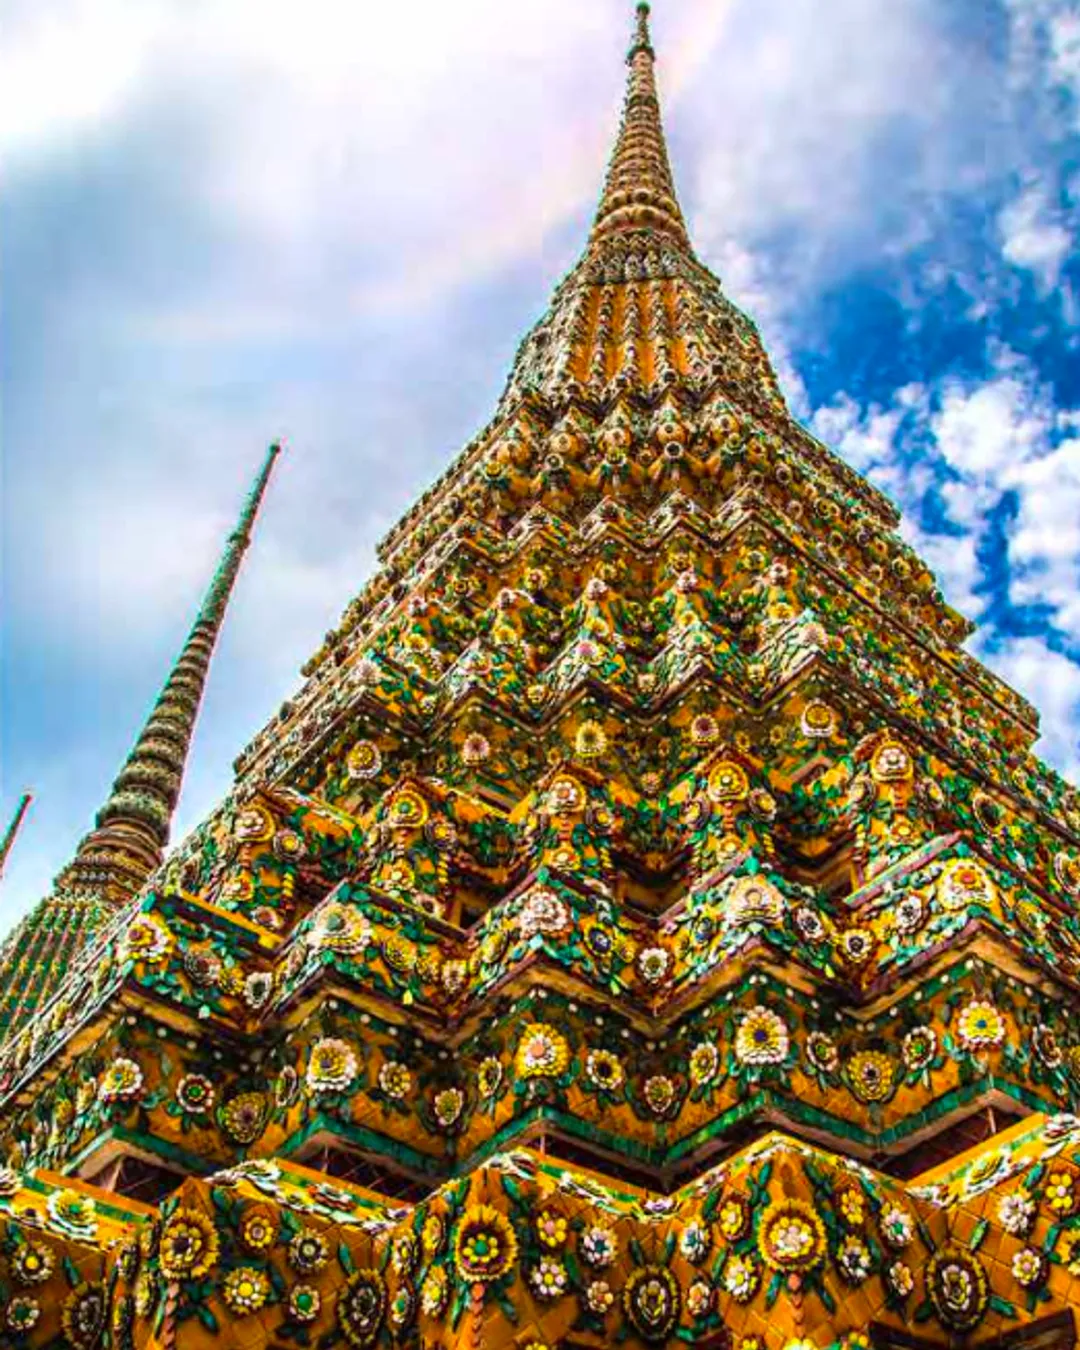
left=59, top=443, right=281, bottom=904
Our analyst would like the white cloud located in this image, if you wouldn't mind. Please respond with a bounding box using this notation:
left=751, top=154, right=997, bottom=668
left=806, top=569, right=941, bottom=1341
left=932, top=375, right=1050, bottom=476
left=980, top=635, right=1080, bottom=781
left=1006, top=431, right=1080, bottom=633
left=999, top=184, right=1073, bottom=290
left=1006, top=0, right=1080, bottom=124
left=686, top=0, right=1080, bottom=334
left=811, top=394, right=905, bottom=472
left=996, top=0, right=1080, bottom=307
left=926, top=367, right=1080, bottom=647
left=687, top=0, right=1003, bottom=316
left=709, top=239, right=809, bottom=413
left=1051, top=11, right=1080, bottom=113
left=2, top=0, right=692, bottom=310
left=808, top=359, right=1080, bottom=786
left=918, top=531, right=985, bottom=620
left=0, top=0, right=167, bottom=159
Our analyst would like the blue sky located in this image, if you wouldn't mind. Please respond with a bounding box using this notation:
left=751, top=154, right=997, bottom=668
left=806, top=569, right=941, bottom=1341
left=2, top=0, right=1079, bottom=930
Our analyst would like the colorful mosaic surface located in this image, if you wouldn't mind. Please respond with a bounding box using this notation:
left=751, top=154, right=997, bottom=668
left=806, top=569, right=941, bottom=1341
left=2, top=5, right=1080, bottom=1348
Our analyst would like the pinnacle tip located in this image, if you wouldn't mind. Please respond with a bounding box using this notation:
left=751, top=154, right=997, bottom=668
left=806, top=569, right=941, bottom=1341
left=628, top=2, right=654, bottom=60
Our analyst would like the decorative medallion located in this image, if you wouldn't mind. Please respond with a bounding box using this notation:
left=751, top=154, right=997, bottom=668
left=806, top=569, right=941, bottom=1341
left=757, top=1199, right=826, bottom=1273
left=346, top=740, right=382, bottom=780
left=452, top=1205, right=518, bottom=1284
left=707, top=759, right=750, bottom=804
left=547, top=774, right=586, bottom=814
left=60, top=1282, right=106, bottom=1350
left=622, top=1265, right=681, bottom=1343
left=926, top=1244, right=989, bottom=1333
left=337, top=1269, right=388, bottom=1348
left=234, top=805, right=274, bottom=843
left=870, top=739, right=913, bottom=783
left=385, top=787, right=429, bottom=830
left=937, top=857, right=995, bottom=911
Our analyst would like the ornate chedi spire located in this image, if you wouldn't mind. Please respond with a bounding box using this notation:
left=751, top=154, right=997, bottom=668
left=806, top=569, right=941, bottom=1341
left=0, top=445, right=279, bottom=1041
left=2, top=13, right=1080, bottom=1350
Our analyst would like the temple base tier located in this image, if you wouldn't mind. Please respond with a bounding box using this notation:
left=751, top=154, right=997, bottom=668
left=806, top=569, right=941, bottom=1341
left=4, top=1118, right=1080, bottom=1348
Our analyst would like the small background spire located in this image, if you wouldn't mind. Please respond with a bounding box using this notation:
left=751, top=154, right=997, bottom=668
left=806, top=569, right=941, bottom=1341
left=61, top=442, right=282, bottom=905
left=0, top=445, right=281, bottom=1043
left=0, top=795, right=32, bottom=884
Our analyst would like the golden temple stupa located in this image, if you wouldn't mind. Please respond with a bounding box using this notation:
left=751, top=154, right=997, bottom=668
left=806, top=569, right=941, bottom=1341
left=2, top=8, right=1080, bottom=1349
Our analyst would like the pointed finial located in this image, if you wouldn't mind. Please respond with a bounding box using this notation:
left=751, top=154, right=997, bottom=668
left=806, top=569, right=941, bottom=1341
left=628, top=3, right=654, bottom=61
left=58, top=443, right=282, bottom=905
left=590, top=2, right=689, bottom=247
left=0, top=794, right=32, bottom=883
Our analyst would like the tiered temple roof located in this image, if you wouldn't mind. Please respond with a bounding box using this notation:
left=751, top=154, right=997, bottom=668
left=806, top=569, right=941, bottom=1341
left=1, top=8, right=1080, bottom=1350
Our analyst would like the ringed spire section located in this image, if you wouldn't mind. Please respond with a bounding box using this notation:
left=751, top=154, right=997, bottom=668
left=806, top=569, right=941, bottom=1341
left=590, top=3, right=690, bottom=249
left=0, top=445, right=280, bottom=1045
left=60, top=442, right=282, bottom=905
